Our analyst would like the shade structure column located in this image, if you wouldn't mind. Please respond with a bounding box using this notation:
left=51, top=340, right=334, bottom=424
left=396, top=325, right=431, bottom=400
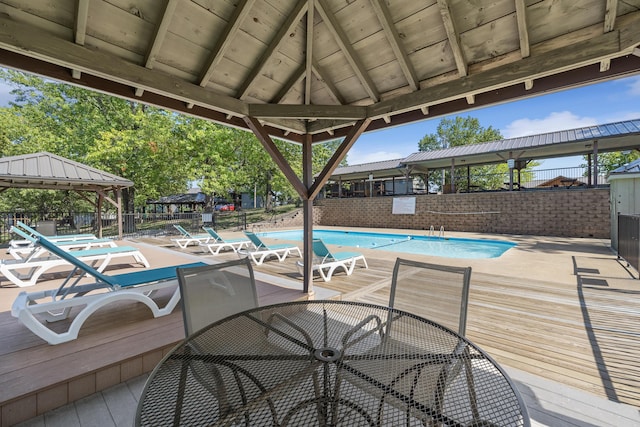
left=302, top=134, right=314, bottom=295
left=244, top=116, right=370, bottom=294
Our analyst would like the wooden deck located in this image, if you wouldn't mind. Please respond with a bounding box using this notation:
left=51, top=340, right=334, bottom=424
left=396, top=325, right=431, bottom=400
left=1, top=231, right=639, bottom=425
left=230, top=235, right=640, bottom=408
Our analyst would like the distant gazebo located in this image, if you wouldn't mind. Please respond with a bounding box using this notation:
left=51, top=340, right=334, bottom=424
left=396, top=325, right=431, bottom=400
left=146, top=188, right=207, bottom=214
left=0, top=152, right=133, bottom=239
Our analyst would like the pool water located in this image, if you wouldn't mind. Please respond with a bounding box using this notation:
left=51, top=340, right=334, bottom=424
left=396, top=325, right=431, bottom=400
left=258, top=229, right=516, bottom=259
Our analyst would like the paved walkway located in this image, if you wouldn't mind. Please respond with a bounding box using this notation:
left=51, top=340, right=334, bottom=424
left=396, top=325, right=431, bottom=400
left=15, top=366, right=640, bottom=426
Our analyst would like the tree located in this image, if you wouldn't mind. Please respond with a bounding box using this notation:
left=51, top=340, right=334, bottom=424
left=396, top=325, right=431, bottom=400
left=588, top=151, right=640, bottom=175
left=419, top=117, right=514, bottom=192
left=0, top=70, right=345, bottom=214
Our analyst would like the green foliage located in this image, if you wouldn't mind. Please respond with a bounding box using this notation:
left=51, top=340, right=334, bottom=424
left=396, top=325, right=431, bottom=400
left=419, top=116, right=515, bottom=191
left=0, top=70, right=347, bottom=213
left=589, top=151, right=640, bottom=174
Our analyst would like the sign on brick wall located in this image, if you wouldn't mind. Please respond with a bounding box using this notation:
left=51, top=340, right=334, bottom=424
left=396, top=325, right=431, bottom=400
left=392, top=197, right=416, bottom=214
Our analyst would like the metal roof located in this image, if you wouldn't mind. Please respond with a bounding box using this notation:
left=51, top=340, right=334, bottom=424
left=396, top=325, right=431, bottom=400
left=329, top=159, right=408, bottom=180
left=330, top=118, right=640, bottom=179
left=148, top=192, right=206, bottom=205
left=0, top=152, right=134, bottom=191
left=609, top=158, right=640, bottom=178
left=402, top=118, right=640, bottom=171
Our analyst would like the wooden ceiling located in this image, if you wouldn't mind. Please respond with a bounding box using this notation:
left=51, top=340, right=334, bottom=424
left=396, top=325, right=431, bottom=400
left=0, top=0, right=639, bottom=144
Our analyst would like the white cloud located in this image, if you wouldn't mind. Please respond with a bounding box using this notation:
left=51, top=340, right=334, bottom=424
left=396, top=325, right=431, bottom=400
left=347, top=150, right=404, bottom=165
left=628, top=76, right=640, bottom=96
left=502, top=111, right=598, bottom=138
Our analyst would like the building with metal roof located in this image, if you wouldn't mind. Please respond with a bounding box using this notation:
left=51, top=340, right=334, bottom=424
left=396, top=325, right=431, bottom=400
left=0, top=152, right=133, bottom=238
left=330, top=118, right=640, bottom=183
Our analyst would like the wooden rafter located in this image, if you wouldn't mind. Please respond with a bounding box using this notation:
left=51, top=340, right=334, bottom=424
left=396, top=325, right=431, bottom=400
left=366, top=28, right=637, bottom=120
left=243, top=116, right=307, bottom=198
left=309, top=119, right=371, bottom=199
left=198, top=0, right=256, bottom=87
left=236, top=0, right=308, bottom=100
left=369, top=0, right=418, bottom=91
left=436, top=0, right=467, bottom=77
left=144, top=0, right=179, bottom=69
left=515, top=0, right=530, bottom=58
left=604, top=0, right=619, bottom=32
left=315, top=0, right=379, bottom=102
left=312, top=60, right=345, bottom=104
left=305, top=0, right=314, bottom=104
left=72, top=0, right=90, bottom=79
left=74, top=0, right=89, bottom=45
left=270, top=63, right=305, bottom=104
left=135, top=0, right=180, bottom=98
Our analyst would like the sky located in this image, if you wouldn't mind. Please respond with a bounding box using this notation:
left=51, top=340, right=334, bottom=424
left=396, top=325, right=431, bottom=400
left=345, top=75, right=640, bottom=169
left=0, top=71, right=639, bottom=170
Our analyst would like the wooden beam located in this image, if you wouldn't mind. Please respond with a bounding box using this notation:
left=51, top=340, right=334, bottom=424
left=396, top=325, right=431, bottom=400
left=249, top=103, right=366, bottom=119
left=369, top=0, right=419, bottom=91
left=436, top=0, right=467, bottom=76
left=514, top=0, right=530, bottom=58
left=236, top=0, right=308, bottom=100
left=144, top=0, right=179, bottom=69
left=311, top=61, right=345, bottom=104
left=198, top=0, right=256, bottom=87
left=309, top=119, right=371, bottom=199
left=316, top=0, right=379, bottom=102
left=604, top=0, right=619, bottom=32
left=270, top=63, right=306, bottom=104
left=74, top=0, right=90, bottom=46
left=0, top=15, right=248, bottom=117
left=243, top=116, right=307, bottom=198
left=367, top=28, right=639, bottom=119
left=305, top=0, right=314, bottom=104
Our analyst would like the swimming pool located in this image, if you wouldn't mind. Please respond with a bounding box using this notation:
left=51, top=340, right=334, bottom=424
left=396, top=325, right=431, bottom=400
left=258, top=229, right=516, bottom=259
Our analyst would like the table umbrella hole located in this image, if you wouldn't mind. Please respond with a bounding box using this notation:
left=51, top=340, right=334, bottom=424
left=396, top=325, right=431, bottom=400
left=314, top=347, right=341, bottom=362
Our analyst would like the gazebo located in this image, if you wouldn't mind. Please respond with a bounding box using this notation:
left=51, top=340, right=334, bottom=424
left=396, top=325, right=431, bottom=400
left=0, top=1, right=638, bottom=293
left=0, top=152, right=133, bottom=239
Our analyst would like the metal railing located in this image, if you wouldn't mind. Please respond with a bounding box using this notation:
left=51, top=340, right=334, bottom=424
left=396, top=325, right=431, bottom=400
left=618, top=214, right=639, bottom=278
left=325, top=166, right=608, bottom=197
left=0, top=211, right=247, bottom=243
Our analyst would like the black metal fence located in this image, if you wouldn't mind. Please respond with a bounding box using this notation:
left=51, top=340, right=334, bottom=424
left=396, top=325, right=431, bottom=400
left=618, top=214, right=639, bottom=278
left=0, top=211, right=247, bottom=243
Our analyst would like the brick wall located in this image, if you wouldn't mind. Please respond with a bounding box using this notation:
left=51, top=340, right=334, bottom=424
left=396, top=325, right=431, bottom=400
left=314, top=188, right=611, bottom=238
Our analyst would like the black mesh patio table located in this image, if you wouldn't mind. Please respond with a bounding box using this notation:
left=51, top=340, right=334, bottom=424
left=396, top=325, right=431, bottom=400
left=136, top=300, right=530, bottom=426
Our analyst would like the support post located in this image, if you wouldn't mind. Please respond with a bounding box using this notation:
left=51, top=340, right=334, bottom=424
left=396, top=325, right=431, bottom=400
left=302, top=134, right=314, bottom=295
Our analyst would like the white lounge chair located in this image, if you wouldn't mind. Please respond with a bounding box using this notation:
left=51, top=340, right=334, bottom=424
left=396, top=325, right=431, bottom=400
left=240, top=231, right=301, bottom=265
left=171, top=224, right=212, bottom=248
left=11, top=235, right=207, bottom=345
left=8, top=226, right=117, bottom=260
left=297, top=238, right=368, bottom=281
left=10, top=221, right=97, bottom=248
left=199, top=227, right=251, bottom=255
left=0, top=236, right=149, bottom=288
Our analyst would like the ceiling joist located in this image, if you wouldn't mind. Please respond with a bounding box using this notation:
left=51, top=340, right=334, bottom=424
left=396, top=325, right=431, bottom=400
left=315, top=0, right=379, bottom=102
left=437, top=0, right=467, bottom=77
left=198, top=0, right=256, bottom=87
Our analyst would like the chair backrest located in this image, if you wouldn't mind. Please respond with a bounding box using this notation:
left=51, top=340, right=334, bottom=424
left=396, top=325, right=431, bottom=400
left=177, top=257, right=258, bottom=337
left=389, top=258, right=472, bottom=336
left=202, top=227, right=222, bottom=241
left=312, top=239, right=333, bottom=260
left=16, top=221, right=41, bottom=238
left=10, top=226, right=37, bottom=243
left=35, top=236, right=117, bottom=286
left=243, top=231, right=266, bottom=249
left=173, top=224, right=191, bottom=237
